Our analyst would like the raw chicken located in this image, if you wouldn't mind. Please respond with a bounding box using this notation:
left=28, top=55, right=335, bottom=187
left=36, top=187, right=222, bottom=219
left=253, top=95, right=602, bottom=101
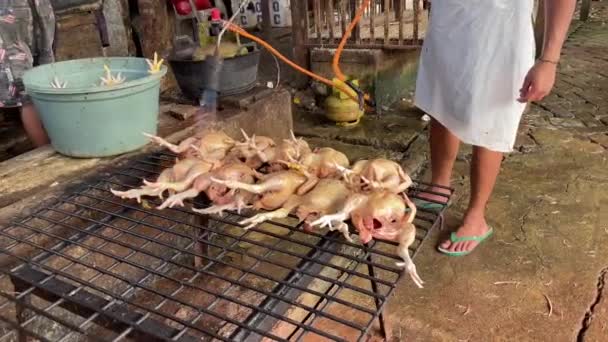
left=311, top=191, right=423, bottom=288
left=144, top=130, right=235, bottom=162
left=337, top=158, right=413, bottom=194
left=110, top=157, right=203, bottom=202
left=281, top=147, right=350, bottom=195
left=238, top=179, right=352, bottom=240
left=209, top=170, right=308, bottom=211
left=225, top=129, right=276, bottom=169
left=143, top=159, right=215, bottom=194
left=110, top=168, right=175, bottom=203
left=264, top=131, right=312, bottom=172
left=157, top=162, right=258, bottom=212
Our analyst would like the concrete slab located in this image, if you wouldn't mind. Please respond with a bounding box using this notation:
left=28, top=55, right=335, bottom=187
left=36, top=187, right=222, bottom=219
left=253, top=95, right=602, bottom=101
left=294, top=109, right=426, bottom=151
left=384, top=127, right=608, bottom=341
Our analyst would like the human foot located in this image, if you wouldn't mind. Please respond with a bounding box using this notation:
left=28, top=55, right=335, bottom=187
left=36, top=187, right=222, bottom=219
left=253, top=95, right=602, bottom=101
left=438, top=215, right=492, bottom=255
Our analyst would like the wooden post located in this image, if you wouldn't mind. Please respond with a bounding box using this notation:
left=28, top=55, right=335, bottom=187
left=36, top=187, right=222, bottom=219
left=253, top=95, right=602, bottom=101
left=580, top=0, right=592, bottom=21
left=261, top=0, right=272, bottom=39
left=291, top=0, right=309, bottom=87
left=534, top=0, right=545, bottom=58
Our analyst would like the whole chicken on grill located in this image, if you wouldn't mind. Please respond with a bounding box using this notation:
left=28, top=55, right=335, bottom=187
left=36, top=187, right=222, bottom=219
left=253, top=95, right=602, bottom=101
left=225, top=129, right=276, bottom=169
left=145, top=130, right=235, bottom=162
left=158, top=162, right=257, bottom=212
left=238, top=179, right=352, bottom=240
left=281, top=147, right=350, bottom=195
left=311, top=191, right=423, bottom=288
left=209, top=170, right=308, bottom=211
left=110, top=157, right=209, bottom=202
left=337, top=158, right=413, bottom=194
left=263, top=131, right=312, bottom=172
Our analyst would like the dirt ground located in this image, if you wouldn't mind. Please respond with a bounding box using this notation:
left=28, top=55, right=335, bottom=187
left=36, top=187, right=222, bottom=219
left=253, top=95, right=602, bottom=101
left=383, top=5, right=608, bottom=341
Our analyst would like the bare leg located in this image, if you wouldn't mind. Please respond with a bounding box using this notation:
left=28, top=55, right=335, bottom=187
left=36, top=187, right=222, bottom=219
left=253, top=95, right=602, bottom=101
left=439, top=146, right=498, bottom=253
left=21, top=104, right=49, bottom=147
left=419, top=118, right=460, bottom=201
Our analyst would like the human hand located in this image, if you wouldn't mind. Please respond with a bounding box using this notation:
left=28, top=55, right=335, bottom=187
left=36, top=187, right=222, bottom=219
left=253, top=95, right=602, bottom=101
left=518, top=60, right=558, bottom=103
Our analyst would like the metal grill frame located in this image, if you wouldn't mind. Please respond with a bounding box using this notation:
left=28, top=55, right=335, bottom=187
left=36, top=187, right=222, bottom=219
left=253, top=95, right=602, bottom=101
left=0, top=151, right=453, bottom=342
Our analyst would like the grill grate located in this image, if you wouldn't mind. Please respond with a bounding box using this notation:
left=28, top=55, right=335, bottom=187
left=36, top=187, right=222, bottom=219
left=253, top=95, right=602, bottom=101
left=0, top=152, right=453, bottom=342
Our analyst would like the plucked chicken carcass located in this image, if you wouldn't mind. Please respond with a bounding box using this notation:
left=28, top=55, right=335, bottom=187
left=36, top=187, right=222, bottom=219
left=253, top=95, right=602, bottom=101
left=337, top=158, right=413, bottom=194
left=281, top=147, right=350, bottom=195
left=142, top=158, right=216, bottom=194
left=145, top=129, right=235, bottom=162
left=238, top=179, right=352, bottom=240
left=311, top=191, right=423, bottom=288
left=209, top=170, right=308, bottom=211
left=224, top=129, right=276, bottom=169
left=263, top=132, right=312, bottom=172
left=110, top=157, right=211, bottom=202
left=157, top=162, right=258, bottom=215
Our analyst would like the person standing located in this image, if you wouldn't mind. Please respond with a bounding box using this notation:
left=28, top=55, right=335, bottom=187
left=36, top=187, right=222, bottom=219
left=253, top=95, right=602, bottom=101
left=0, top=0, right=56, bottom=147
left=414, top=0, right=576, bottom=256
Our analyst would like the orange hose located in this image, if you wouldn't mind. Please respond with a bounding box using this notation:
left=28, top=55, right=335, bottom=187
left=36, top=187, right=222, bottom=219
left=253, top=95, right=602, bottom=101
left=332, top=0, right=372, bottom=83
left=226, top=23, right=362, bottom=103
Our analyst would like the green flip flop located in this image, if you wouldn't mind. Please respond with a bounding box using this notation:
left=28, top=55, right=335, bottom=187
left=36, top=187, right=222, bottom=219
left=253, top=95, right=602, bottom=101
left=412, top=198, right=445, bottom=212
left=437, top=227, right=494, bottom=257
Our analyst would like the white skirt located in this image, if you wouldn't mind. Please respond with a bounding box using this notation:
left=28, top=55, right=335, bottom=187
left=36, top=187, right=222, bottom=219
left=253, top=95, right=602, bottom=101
left=414, top=0, right=536, bottom=152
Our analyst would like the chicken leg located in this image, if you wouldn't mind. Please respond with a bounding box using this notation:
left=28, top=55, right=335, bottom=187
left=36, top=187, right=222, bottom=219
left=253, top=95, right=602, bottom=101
left=110, top=169, right=175, bottom=202
left=394, top=194, right=423, bottom=288
left=144, top=133, right=197, bottom=154
left=192, top=196, right=251, bottom=217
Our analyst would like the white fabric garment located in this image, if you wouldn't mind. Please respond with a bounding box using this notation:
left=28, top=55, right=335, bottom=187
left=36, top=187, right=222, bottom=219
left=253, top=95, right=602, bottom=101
left=414, top=0, right=536, bottom=152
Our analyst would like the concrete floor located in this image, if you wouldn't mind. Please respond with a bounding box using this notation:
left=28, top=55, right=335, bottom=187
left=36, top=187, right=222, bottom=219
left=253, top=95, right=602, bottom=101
left=295, top=4, right=608, bottom=341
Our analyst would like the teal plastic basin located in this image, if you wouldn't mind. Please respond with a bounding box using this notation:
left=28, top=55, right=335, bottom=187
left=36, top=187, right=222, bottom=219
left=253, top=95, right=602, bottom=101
left=23, top=57, right=167, bottom=158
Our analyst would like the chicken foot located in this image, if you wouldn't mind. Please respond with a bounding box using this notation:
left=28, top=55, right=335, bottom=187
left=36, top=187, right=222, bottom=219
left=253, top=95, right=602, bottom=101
left=143, top=133, right=198, bottom=155
left=110, top=169, right=175, bottom=203
left=192, top=196, right=252, bottom=217
left=393, top=195, right=423, bottom=288
left=156, top=188, right=200, bottom=209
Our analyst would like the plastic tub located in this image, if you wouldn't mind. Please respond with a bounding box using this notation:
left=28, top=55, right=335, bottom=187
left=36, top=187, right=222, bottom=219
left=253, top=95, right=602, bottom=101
left=22, top=57, right=167, bottom=158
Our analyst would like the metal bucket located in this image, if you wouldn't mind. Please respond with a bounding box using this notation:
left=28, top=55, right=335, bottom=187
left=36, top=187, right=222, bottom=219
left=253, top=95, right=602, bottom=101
left=22, top=57, right=167, bottom=158
left=169, top=46, right=260, bottom=100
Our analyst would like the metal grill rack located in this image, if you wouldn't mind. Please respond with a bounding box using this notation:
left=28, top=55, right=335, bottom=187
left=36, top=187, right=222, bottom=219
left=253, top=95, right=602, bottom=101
left=0, top=151, right=453, bottom=342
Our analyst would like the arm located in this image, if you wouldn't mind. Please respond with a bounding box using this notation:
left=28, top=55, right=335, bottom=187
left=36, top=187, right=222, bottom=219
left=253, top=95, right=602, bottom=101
left=519, top=0, right=576, bottom=103
left=540, top=0, right=577, bottom=63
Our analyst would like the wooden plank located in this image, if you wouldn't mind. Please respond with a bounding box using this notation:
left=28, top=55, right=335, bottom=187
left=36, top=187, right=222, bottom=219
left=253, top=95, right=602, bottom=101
left=413, top=0, right=419, bottom=42
left=340, top=0, right=348, bottom=40
left=314, top=0, right=323, bottom=44
left=384, top=0, right=390, bottom=45
left=261, top=0, right=272, bottom=39
left=291, top=0, right=309, bottom=87
left=370, top=0, right=376, bottom=40
left=398, top=0, right=404, bottom=43
left=326, top=0, right=335, bottom=43
left=351, top=0, right=361, bottom=44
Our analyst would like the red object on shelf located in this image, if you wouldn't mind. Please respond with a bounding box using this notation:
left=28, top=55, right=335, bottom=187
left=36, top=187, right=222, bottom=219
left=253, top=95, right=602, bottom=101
left=173, top=0, right=192, bottom=15
left=210, top=8, right=222, bottom=20
left=194, top=0, right=212, bottom=10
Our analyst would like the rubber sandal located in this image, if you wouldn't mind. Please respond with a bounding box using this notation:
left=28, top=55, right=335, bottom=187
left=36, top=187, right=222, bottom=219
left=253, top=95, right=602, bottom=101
left=437, top=226, right=494, bottom=257
left=412, top=198, right=445, bottom=212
